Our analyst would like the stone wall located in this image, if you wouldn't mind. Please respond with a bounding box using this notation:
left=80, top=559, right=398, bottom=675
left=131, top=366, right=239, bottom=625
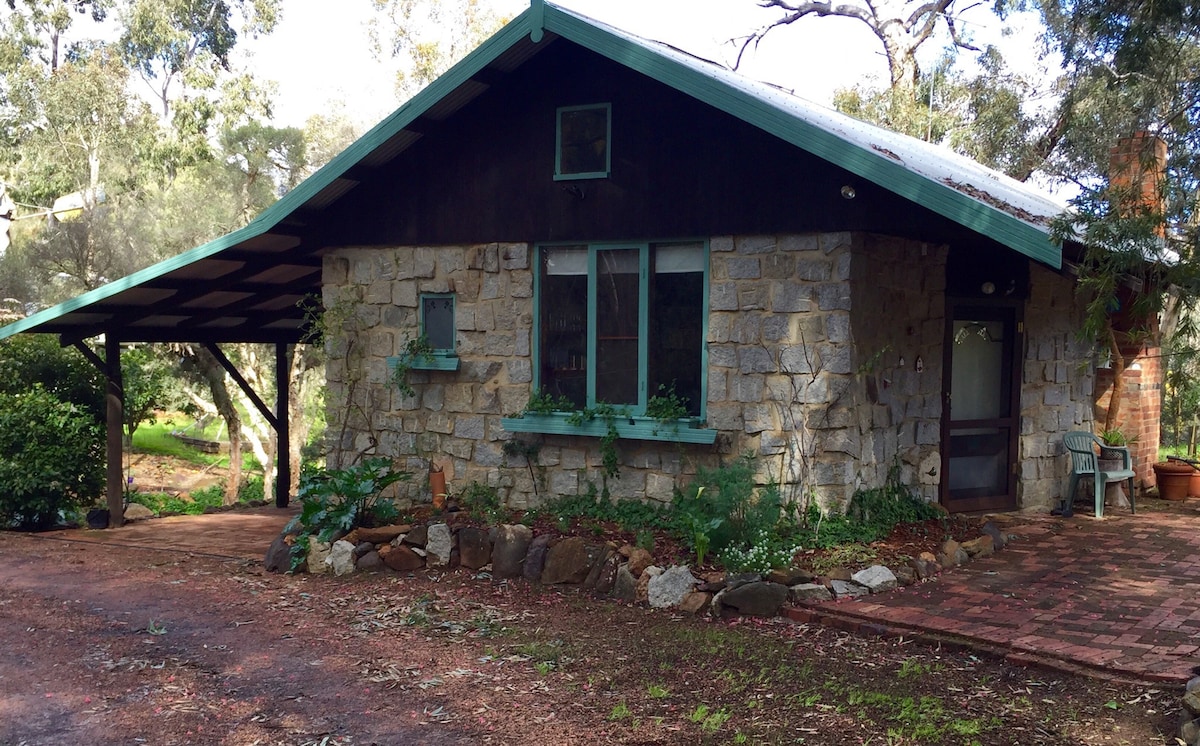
left=847, top=237, right=948, bottom=503
left=322, top=232, right=956, bottom=514
left=1018, top=264, right=1096, bottom=510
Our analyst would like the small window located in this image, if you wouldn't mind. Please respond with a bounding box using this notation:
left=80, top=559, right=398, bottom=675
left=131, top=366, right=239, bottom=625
left=420, top=294, right=455, bottom=355
left=555, top=103, right=610, bottom=180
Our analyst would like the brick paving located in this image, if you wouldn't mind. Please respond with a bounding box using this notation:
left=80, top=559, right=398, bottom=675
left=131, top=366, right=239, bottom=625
left=789, top=507, right=1200, bottom=684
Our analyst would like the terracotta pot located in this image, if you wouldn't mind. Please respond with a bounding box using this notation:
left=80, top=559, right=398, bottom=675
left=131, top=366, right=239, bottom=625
left=1191, top=471, right=1200, bottom=499
left=1153, top=462, right=1193, bottom=501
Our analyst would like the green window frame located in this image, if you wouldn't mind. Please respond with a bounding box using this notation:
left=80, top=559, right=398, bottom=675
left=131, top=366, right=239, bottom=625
left=530, top=240, right=709, bottom=419
left=420, top=293, right=456, bottom=355
left=554, top=103, right=611, bottom=180
left=389, top=293, right=458, bottom=372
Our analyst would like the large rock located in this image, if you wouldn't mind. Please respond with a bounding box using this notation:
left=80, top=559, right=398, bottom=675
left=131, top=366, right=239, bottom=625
left=912, top=552, right=940, bottom=579
left=356, top=524, right=412, bottom=544
left=458, top=527, right=493, bottom=570
left=625, top=547, right=655, bottom=577
left=327, top=540, right=356, bottom=576
left=678, top=591, right=712, bottom=615
left=543, top=537, right=603, bottom=585
left=612, top=566, right=637, bottom=602
left=383, top=544, right=425, bottom=571
left=264, top=534, right=292, bottom=573
left=425, top=523, right=452, bottom=566
left=961, top=535, right=995, bottom=558
left=402, top=524, right=428, bottom=548
left=306, top=538, right=332, bottom=575
left=492, top=524, right=533, bottom=578
left=523, top=534, right=553, bottom=582
left=593, top=553, right=621, bottom=595
left=789, top=583, right=833, bottom=602
left=980, top=520, right=1007, bottom=550
left=719, top=581, right=789, bottom=617
left=583, top=548, right=615, bottom=591
left=636, top=566, right=662, bottom=604
left=768, top=568, right=815, bottom=586
left=851, top=565, right=898, bottom=594
left=648, top=565, right=698, bottom=608
left=830, top=579, right=869, bottom=599
left=123, top=503, right=155, bottom=521
left=356, top=550, right=383, bottom=572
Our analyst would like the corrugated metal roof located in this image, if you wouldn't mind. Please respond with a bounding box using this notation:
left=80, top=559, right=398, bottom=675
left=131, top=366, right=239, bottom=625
left=0, top=0, right=1064, bottom=344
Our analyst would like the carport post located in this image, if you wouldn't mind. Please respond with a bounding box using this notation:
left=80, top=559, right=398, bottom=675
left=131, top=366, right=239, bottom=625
left=105, top=337, right=124, bottom=528
left=275, top=343, right=291, bottom=508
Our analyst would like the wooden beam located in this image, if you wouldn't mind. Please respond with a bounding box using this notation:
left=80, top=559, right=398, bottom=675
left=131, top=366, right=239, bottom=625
left=104, top=338, right=124, bottom=528
left=203, top=343, right=279, bottom=430
left=275, top=343, right=291, bottom=508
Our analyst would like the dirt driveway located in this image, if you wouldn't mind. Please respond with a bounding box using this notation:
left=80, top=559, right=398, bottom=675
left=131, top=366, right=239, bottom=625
left=0, top=525, right=1181, bottom=745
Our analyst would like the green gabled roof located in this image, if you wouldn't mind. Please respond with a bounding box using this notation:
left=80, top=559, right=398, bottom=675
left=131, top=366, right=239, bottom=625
left=0, top=0, right=1062, bottom=343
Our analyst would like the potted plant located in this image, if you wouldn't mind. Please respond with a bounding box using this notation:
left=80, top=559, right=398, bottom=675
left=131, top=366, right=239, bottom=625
left=1097, top=429, right=1136, bottom=507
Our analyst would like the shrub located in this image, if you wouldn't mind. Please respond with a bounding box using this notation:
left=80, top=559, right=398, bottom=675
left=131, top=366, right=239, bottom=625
left=672, top=456, right=781, bottom=563
left=0, top=386, right=104, bottom=530
left=0, top=335, right=104, bottom=423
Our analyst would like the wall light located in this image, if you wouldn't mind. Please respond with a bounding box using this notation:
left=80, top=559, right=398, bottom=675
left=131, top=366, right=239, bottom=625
left=840, top=185, right=856, bottom=200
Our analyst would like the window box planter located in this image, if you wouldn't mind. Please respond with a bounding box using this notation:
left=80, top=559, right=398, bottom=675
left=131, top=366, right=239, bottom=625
left=500, top=412, right=717, bottom=444
left=386, top=353, right=460, bottom=373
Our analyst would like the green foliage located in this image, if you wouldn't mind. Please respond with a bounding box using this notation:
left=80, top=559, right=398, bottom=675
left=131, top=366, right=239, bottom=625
left=0, top=386, right=104, bottom=530
left=286, top=458, right=411, bottom=569
left=521, top=389, right=576, bottom=415
left=390, top=334, right=434, bottom=397
left=120, top=345, right=174, bottom=442
left=672, top=456, right=782, bottom=566
left=457, top=481, right=506, bottom=523
left=645, top=382, right=689, bottom=422
left=538, top=490, right=678, bottom=535
left=0, top=335, right=104, bottom=423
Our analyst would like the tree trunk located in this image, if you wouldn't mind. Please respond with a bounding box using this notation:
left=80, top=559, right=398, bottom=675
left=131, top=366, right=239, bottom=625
left=1104, top=323, right=1126, bottom=433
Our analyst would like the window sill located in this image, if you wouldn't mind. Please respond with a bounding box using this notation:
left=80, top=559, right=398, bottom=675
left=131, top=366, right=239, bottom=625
left=500, top=412, right=717, bottom=444
left=387, top=354, right=460, bottom=372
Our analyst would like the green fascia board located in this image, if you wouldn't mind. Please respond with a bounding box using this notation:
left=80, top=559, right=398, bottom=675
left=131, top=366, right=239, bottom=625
left=0, top=219, right=275, bottom=342
left=541, top=5, right=1062, bottom=270
left=0, top=8, right=543, bottom=344
left=501, top=413, right=718, bottom=444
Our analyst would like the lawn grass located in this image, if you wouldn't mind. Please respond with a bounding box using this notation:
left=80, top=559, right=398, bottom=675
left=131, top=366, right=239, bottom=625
left=131, top=416, right=260, bottom=471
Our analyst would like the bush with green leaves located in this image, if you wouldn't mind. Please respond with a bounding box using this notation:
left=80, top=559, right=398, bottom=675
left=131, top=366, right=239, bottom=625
left=0, top=335, right=104, bottom=423
left=672, top=456, right=782, bottom=565
left=285, top=458, right=411, bottom=570
left=0, top=386, right=104, bottom=530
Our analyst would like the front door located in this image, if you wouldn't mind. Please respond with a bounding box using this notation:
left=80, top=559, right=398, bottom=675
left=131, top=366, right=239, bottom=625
left=941, top=302, right=1021, bottom=513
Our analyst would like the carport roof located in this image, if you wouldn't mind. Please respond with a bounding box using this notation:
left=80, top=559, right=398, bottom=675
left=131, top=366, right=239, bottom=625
left=0, top=0, right=1066, bottom=345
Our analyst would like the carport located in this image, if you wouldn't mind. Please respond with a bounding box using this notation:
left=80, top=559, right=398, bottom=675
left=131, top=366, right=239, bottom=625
left=0, top=220, right=322, bottom=524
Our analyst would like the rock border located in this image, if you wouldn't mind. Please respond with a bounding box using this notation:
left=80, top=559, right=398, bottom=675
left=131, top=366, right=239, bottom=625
left=265, top=516, right=1012, bottom=621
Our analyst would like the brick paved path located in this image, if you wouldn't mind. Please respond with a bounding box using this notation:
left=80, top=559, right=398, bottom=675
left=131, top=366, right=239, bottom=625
left=792, top=509, right=1200, bottom=684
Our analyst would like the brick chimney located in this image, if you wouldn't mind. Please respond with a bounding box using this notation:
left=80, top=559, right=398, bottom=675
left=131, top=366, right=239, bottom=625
left=1095, top=132, right=1167, bottom=488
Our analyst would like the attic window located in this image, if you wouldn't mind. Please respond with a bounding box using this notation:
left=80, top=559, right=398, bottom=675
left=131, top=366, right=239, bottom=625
left=555, top=103, right=610, bottom=180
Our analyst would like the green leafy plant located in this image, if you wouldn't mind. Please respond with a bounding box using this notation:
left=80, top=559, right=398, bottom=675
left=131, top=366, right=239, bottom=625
left=609, top=702, right=632, bottom=720
left=458, top=481, right=506, bottom=524
left=521, top=389, right=577, bottom=415
left=646, top=381, right=689, bottom=422
left=1098, top=428, right=1136, bottom=447
left=0, top=386, right=104, bottom=530
left=391, top=335, right=435, bottom=397
left=285, top=458, right=411, bottom=570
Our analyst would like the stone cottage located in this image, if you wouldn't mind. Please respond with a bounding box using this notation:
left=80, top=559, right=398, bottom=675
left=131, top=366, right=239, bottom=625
left=314, top=0, right=1103, bottom=516
left=1, top=1, right=1157, bottom=518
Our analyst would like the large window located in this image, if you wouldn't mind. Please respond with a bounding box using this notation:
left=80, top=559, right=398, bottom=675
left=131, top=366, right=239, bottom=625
left=537, top=241, right=706, bottom=417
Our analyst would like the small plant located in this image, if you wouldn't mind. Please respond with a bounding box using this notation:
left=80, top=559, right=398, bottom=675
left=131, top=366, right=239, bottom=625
left=286, top=458, right=411, bottom=571
left=647, top=684, right=669, bottom=699
left=609, top=702, right=632, bottom=720
left=646, top=381, right=690, bottom=422
left=458, top=481, right=506, bottom=524
left=534, top=660, right=554, bottom=676
left=391, top=335, right=435, bottom=397
left=687, top=704, right=730, bottom=733
left=635, top=529, right=656, bottom=552
left=145, top=620, right=167, bottom=635
left=522, top=389, right=577, bottom=414
left=896, top=658, right=932, bottom=680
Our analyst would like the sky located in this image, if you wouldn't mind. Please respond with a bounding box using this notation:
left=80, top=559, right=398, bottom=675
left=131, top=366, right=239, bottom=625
left=238, top=0, right=1052, bottom=131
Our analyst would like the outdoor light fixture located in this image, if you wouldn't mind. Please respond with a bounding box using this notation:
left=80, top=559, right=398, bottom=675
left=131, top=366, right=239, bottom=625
left=840, top=185, right=856, bottom=199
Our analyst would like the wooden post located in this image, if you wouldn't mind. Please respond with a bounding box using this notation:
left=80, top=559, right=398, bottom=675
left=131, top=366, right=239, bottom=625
left=275, top=343, right=291, bottom=508
left=105, top=337, right=124, bottom=528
